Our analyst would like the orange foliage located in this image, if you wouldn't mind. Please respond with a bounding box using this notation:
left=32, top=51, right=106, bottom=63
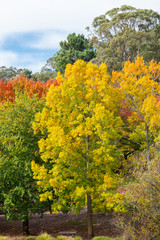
left=0, top=74, right=56, bottom=102
left=0, top=80, right=15, bottom=102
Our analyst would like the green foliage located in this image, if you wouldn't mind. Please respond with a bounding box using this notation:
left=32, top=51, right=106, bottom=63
left=24, top=237, right=36, bottom=240
left=0, top=66, right=33, bottom=80
left=36, top=234, right=82, bottom=240
left=36, top=233, right=54, bottom=240
left=0, top=66, right=17, bottom=80
left=88, top=5, right=160, bottom=74
left=92, top=237, right=121, bottom=240
left=0, top=237, right=82, bottom=240
left=0, top=237, right=9, bottom=240
left=53, top=33, right=96, bottom=74
left=22, top=69, right=32, bottom=79
left=57, top=237, right=80, bottom=240
left=74, top=237, right=82, bottom=240
left=0, top=93, right=52, bottom=223
left=33, top=61, right=57, bottom=82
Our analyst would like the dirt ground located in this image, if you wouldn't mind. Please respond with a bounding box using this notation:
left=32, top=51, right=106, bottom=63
left=0, top=209, right=123, bottom=239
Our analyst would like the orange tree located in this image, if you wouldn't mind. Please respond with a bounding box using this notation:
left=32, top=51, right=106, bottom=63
left=0, top=79, right=15, bottom=102
left=111, top=57, right=160, bottom=239
left=12, top=74, right=55, bottom=99
left=0, top=74, right=56, bottom=103
left=32, top=60, right=125, bottom=238
left=111, top=56, right=160, bottom=166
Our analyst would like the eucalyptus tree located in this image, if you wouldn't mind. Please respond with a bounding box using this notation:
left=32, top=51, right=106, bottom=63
left=87, top=5, right=160, bottom=73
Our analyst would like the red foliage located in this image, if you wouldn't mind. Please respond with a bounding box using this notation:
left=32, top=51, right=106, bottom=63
left=0, top=80, right=15, bottom=102
left=0, top=74, right=56, bottom=103
left=155, top=95, right=160, bottom=103
left=119, top=100, right=132, bottom=119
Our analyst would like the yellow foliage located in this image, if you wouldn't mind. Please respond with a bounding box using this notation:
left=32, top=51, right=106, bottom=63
left=32, top=59, right=124, bottom=213
left=111, top=56, right=160, bottom=156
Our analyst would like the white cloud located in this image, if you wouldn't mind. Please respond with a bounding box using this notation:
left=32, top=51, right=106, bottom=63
left=0, top=50, right=45, bottom=73
left=20, top=61, right=46, bottom=73
left=28, top=31, right=68, bottom=49
left=0, top=51, right=18, bottom=67
left=0, top=0, right=159, bottom=42
left=15, top=53, right=47, bottom=73
left=0, top=0, right=160, bottom=72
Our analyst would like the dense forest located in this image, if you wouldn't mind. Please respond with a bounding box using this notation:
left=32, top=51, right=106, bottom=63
left=0, top=5, right=160, bottom=240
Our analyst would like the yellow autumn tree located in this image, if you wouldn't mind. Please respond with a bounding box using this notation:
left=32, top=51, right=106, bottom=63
left=111, top=56, right=160, bottom=166
left=32, top=60, right=124, bottom=237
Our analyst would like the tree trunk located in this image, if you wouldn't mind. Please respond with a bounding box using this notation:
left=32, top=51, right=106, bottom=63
left=23, top=219, right=29, bottom=235
left=87, top=193, right=94, bottom=238
left=85, top=134, right=94, bottom=237
left=145, top=123, right=150, bottom=166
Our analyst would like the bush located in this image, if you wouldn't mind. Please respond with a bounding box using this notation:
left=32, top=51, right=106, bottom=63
left=92, top=237, right=121, bottom=240
left=122, top=145, right=160, bottom=240
left=57, top=237, right=82, bottom=240
left=36, top=233, right=54, bottom=240
left=24, top=237, right=36, bottom=240
left=0, top=235, right=82, bottom=240
left=0, top=237, right=10, bottom=240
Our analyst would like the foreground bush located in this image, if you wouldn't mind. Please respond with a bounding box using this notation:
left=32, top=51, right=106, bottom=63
left=92, top=237, right=121, bottom=240
left=25, top=237, right=36, bottom=240
left=27, top=233, right=82, bottom=240
left=0, top=237, right=9, bottom=240
left=0, top=235, right=82, bottom=240
left=36, top=233, right=54, bottom=240
left=0, top=235, right=123, bottom=240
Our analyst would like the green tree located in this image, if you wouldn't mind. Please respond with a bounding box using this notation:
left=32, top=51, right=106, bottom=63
left=87, top=5, right=160, bottom=74
left=32, top=60, right=124, bottom=238
left=0, top=66, right=18, bottom=80
left=53, top=33, right=96, bottom=74
left=33, top=61, right=57, bottom=82
left=0, top=66, right=34, bottom=81
left=0, top=93, right=52, bottom=235
left=22, top=69, right=32, bottom=79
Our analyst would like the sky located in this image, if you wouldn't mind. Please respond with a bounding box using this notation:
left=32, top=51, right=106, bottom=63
left=0, top=0, right=160, bottom=73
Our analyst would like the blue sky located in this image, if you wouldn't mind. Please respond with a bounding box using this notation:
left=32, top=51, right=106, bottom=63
left=0, top=0, right=160, bottom=73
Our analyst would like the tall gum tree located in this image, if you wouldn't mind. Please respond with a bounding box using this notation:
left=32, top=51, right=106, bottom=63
left=32, top=60, right=124, bottom=238
left=87, top=5, right=160, bottom=74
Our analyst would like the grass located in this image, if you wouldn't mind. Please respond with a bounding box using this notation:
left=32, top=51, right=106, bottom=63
left=0, top=234, right=122, bottom=240
left=0, top=235, right=82, bottom=240
left=92, top=237, right=122, bottom=240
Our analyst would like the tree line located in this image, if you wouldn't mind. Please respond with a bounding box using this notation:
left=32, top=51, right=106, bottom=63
left=1, top=5, right=160, bottom=82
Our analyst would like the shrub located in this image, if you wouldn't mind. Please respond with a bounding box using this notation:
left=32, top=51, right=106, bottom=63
left=57, top=237, right=82, bottom=240
left=0, top=237, right=10, bottom=240
left=36, top=233, right=53, bottom=240
left=122, top=144, right=160, bottom=240
left=24, top=237, right=36, bottom=240
left=92, top=237, right=121, bottom=240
